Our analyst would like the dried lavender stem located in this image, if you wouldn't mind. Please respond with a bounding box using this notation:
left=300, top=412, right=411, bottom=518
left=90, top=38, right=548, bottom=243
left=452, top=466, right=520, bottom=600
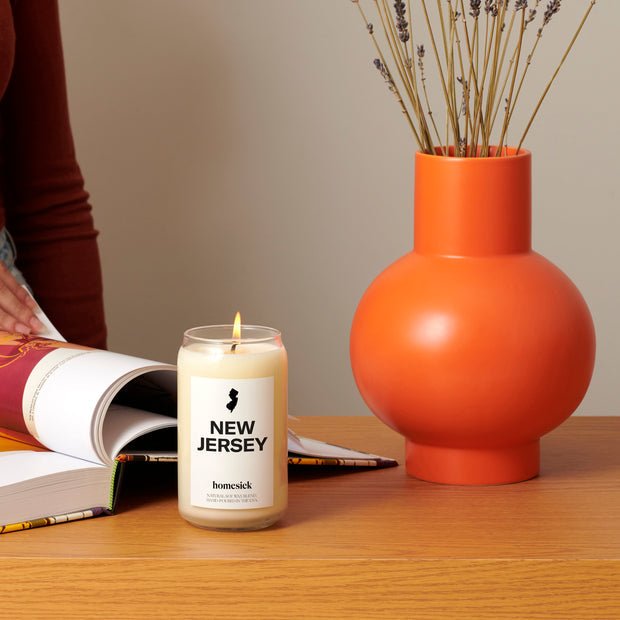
left=450, top=2, right=469, bottom=125
left=471, top=20, right=481, bottom=145
left=406, top=0, right=442, bottom=153
left=475, top=10, right=481, bottom=86
left=419, top=0, right=460, bottom=144
left=446, top=5, right=455, bottom=148
left=354, top=2, right=426, bottom=149
left=485, top=1, right=508, bottom=150
left=436, top=0, right=452, bottom=79
left=472, top=7, right=496, bottom=152
left=445, top=1, right=464, bottom=149
left=378, top=0, right=434, bottom=150
left=507, top=0, right=553, bottom=124
left=483, top=1, right=508, bottom=154
left=518, top=0, right=597, bottom=151
left=474, top=4, right=501, bottom=149
left=375, top=2, right=418, bottom=117
left=406, top=0, right=416, bottom=64
left=490, top=1, right=540, bottom=132
left=507, top=32, right=541, bottom=123
left=417, top=45, right=446, bottom=152
left=447, top=3, right=461, bottom=150
left=481, top=6, right=492, bottom=80
left=497, top=6, right=526, bottom=155
left=484, top=0, right=511, bottom=147
left=376, top=0, right=413, bottom=95
left=458, top=1, right=483, bottom=152
left=490, top=43, right=519, bottom=131
left=486, top=7, right=517, bottom=134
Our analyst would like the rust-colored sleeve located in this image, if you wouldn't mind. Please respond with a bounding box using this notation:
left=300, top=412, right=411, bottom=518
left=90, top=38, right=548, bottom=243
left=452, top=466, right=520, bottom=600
left=1, top=0, right=107, bottom=348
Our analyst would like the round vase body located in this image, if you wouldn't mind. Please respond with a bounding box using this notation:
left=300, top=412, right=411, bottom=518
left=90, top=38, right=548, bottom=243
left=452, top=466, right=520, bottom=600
left=350, top=150, right=595, bottom=485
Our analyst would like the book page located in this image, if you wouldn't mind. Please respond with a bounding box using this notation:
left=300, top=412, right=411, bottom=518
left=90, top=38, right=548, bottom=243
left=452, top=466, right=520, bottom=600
left=0, top=449, right=110, bottom=528
left=0, top=450, right=105, bottom=488
left=102, top=404, right=176, bottom=462
left=287, top=430, right=389, bottom=460
left=24, top=287, right=66, bottom=342
left=22, top=349, right=175, bottom=464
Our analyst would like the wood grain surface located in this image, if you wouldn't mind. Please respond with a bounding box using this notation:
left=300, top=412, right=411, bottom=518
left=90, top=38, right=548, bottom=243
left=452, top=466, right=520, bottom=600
left=2, top=416, right=620, bottom=619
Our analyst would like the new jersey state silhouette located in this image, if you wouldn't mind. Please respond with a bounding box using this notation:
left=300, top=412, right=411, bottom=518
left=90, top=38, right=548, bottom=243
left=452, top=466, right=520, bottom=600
left=226, top=388, right=239, bottom=413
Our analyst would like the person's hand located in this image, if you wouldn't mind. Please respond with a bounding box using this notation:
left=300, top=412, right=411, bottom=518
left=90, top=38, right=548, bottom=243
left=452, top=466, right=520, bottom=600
left=0, top=262, right=44, bottom=335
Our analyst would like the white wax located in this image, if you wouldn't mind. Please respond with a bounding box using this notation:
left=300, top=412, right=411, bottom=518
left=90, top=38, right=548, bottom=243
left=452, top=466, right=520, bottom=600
left=177, top=341, right=287, bottom=530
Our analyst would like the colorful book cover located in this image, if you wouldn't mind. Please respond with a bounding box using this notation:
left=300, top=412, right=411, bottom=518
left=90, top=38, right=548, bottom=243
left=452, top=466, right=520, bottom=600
left=0, top=332, right=91, bottom=446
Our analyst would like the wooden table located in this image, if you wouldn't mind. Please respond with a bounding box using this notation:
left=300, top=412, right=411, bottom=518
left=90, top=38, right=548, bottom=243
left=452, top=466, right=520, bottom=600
left=2, top=416, right=619, bottom=619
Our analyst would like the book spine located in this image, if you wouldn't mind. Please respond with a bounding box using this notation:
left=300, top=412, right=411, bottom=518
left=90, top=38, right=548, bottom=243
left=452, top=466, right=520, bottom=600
left=116, top=454, right=178, bottom=462
left=109, top=460, right=124, bottom=513
left=287, top=456, right=398, bottom=468
left=0, top=507, right=106, bottom=534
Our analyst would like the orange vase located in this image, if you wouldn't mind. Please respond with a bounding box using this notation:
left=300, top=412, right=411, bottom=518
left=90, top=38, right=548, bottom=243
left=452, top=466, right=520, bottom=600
left=350, top=148, right=595, bottom=485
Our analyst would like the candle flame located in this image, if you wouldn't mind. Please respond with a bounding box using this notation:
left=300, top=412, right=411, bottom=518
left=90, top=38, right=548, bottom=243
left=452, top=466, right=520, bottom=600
left=232, top=312, right=241, bottom=341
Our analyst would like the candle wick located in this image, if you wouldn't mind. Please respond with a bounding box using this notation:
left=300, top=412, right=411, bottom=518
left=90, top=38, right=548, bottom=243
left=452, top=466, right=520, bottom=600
left=231, top=342, right=238, bottom=353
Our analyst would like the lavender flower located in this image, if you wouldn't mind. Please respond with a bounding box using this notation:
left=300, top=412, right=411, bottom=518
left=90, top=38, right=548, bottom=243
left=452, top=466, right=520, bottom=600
left=470, top=0, right=482, bottom=18
left=417, top=45, right=426, bottom=80
left=525, top=0, right=541, bottom=25
left=457, top=76, right=469, bottom=117
left=485, top=1, right=499, bottom=17
left=374, top=58, right=396, bottom=93
left=393, top=1, right=410, bottom=43
left=543, top=0, right=561, bottom=26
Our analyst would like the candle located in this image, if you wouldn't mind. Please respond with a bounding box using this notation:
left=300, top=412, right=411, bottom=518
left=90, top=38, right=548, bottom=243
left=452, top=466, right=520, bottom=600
left=177, top=315, right=288, bottom=530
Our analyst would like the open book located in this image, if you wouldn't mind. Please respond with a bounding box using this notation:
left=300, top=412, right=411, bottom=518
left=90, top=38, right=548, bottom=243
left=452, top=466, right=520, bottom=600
left=0, top=308, right=396, bottom=534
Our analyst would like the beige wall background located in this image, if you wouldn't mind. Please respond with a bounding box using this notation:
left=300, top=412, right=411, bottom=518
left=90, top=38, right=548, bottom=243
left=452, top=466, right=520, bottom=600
left=59, top=1, right=618, bottom=416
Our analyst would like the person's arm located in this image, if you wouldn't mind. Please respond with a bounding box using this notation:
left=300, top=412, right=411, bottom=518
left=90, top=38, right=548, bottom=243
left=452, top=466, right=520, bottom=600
left=1, top=0, right=107, bottom=348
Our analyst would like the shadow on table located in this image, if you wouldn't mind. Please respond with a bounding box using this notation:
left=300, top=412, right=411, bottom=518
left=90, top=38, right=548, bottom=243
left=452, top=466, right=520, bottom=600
left=114, top=462, right=178, bottom=514
left=542, top=427, right=620, bottom=479
left=113, top=460, right=403, bottom=523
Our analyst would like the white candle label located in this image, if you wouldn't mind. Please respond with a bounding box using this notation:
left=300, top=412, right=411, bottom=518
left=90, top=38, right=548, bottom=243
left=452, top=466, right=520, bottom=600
left=189, top=375, right=274, bottom=510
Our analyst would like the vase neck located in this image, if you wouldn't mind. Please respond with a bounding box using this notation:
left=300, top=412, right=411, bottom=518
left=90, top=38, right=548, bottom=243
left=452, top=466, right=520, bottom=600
left=413, top=150, right=532, bottom=257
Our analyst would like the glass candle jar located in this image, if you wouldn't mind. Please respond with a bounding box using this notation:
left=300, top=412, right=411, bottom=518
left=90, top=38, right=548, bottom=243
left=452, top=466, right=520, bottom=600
left=177, top=323, right=288, bottom=530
